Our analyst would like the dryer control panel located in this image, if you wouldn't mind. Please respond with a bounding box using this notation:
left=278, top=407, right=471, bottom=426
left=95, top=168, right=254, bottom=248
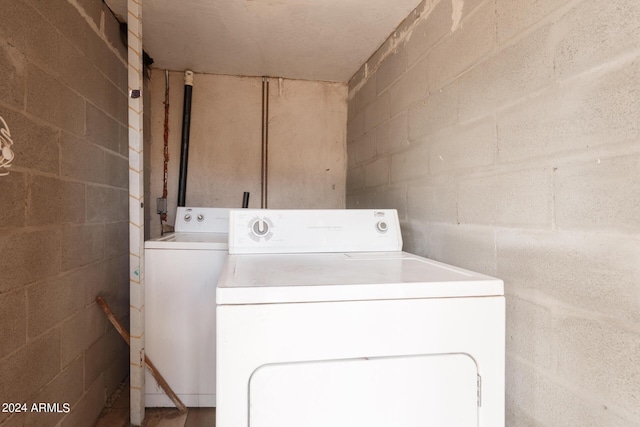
left=228, top=209, right=402, bottom=254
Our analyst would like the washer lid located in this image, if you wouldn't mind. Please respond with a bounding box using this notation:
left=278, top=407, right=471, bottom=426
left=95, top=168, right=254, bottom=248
left=145, top=232, right=228, bottom=250
left=216, top=252, right=503, bottom=304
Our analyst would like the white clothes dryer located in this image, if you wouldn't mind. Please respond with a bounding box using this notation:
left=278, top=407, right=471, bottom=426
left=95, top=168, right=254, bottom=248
left=216, top=209, right=505, bottom=426
left=144, top=207, right=229, bottom=407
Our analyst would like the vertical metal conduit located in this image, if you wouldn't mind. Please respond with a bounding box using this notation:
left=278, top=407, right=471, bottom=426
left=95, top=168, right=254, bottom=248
left=261, top=76, right=269, bottom=209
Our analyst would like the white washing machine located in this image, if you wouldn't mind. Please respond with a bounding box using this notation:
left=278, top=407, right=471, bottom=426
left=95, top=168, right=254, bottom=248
left=144, top=207, right=229, bottom=407
left=216, top=209, right=505, bottom=426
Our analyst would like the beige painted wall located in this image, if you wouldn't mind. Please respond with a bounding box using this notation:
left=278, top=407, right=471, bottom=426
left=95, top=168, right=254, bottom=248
left=347, top=0, right=640, bottom=425
left=149, top=71, right=347, bottom=237
left=268, top=78, right=347, bottom=208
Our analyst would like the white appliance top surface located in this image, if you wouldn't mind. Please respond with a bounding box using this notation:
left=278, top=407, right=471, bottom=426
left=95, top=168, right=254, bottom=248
left=145, top=232, right=228, bottom=250
left=217, top=251, right=504, bottom=304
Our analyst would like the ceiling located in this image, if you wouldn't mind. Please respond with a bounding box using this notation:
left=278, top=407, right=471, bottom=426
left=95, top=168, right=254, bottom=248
left=104, top=0, right=422, bottom=82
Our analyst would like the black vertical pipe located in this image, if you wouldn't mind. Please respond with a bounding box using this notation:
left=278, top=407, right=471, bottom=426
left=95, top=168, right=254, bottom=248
left=177, top=70, right=194, bottom=207
left=261, top=77, right=269, bottom=208
left=242, top=192, right=250, bottom=208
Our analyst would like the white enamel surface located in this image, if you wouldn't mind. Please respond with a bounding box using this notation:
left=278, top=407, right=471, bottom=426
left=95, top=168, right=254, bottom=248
left=217, top=297, right=505, bottom=426
left=217, top=251, right=503, bottom=304
left=250, top=354, right=478, bottom=426
left=145, top=247, right=227, bottom=407
left=216, top=207, right=505, bottom=425
left=174, top=207, right=230, bottom=233
left=228, top=209, right=402, bottom=254
left=144, top=207, right=230, bottom=407
left=146, top=207, right=230, bottom=249
left=145, top=233, right=228, bottom=250
left=105, top=0, right=423, bottom=82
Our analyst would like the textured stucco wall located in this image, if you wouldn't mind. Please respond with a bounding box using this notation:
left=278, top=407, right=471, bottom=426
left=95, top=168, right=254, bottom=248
left=268, top=78, right=347, bottom=209
left=347, top=0, right=640, bottom=424
left=0, top=1, right=130, bottom=425
left=148, top=71, right=347, bottom=238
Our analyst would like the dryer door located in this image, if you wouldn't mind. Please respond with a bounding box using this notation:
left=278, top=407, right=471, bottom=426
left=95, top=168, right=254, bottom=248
left=249, top=353, right=479, bottom=427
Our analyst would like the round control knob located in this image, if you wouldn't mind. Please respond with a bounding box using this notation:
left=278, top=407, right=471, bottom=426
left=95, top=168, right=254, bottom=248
left=251, top=219, right=270, bottom=237
left=197, top=214, right=204, bottom=222
left=376, top=221, right=388, bottom=233
left=184, top=214, right=192, bottom=222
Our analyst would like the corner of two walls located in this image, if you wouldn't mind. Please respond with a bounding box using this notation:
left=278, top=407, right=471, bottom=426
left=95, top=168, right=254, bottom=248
left=347, top=0, right=640, bottom=424
left=147, top=71, right=347, bottom=238
left=0, top=0, right=130, bottom=425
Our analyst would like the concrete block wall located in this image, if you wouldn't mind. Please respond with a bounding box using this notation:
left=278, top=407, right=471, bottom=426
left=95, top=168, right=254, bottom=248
left=0, top=0, right=129, bottom=425
left=148, top=71, right=347, bottom=238
left=347, top=0, right=640, bottom=424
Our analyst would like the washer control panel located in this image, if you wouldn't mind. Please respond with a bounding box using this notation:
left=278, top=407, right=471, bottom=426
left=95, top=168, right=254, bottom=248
left=175, top=207, right=230, bottom=233
left=229, top=209, right=402, bottom=254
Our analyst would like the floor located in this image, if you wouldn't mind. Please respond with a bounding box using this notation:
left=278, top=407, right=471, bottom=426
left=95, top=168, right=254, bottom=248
left=94, top=381, right=215, bottom=427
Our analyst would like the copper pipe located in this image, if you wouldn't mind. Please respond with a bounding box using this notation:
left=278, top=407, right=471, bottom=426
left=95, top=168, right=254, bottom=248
left=161, top=70, right=170, bottom=224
